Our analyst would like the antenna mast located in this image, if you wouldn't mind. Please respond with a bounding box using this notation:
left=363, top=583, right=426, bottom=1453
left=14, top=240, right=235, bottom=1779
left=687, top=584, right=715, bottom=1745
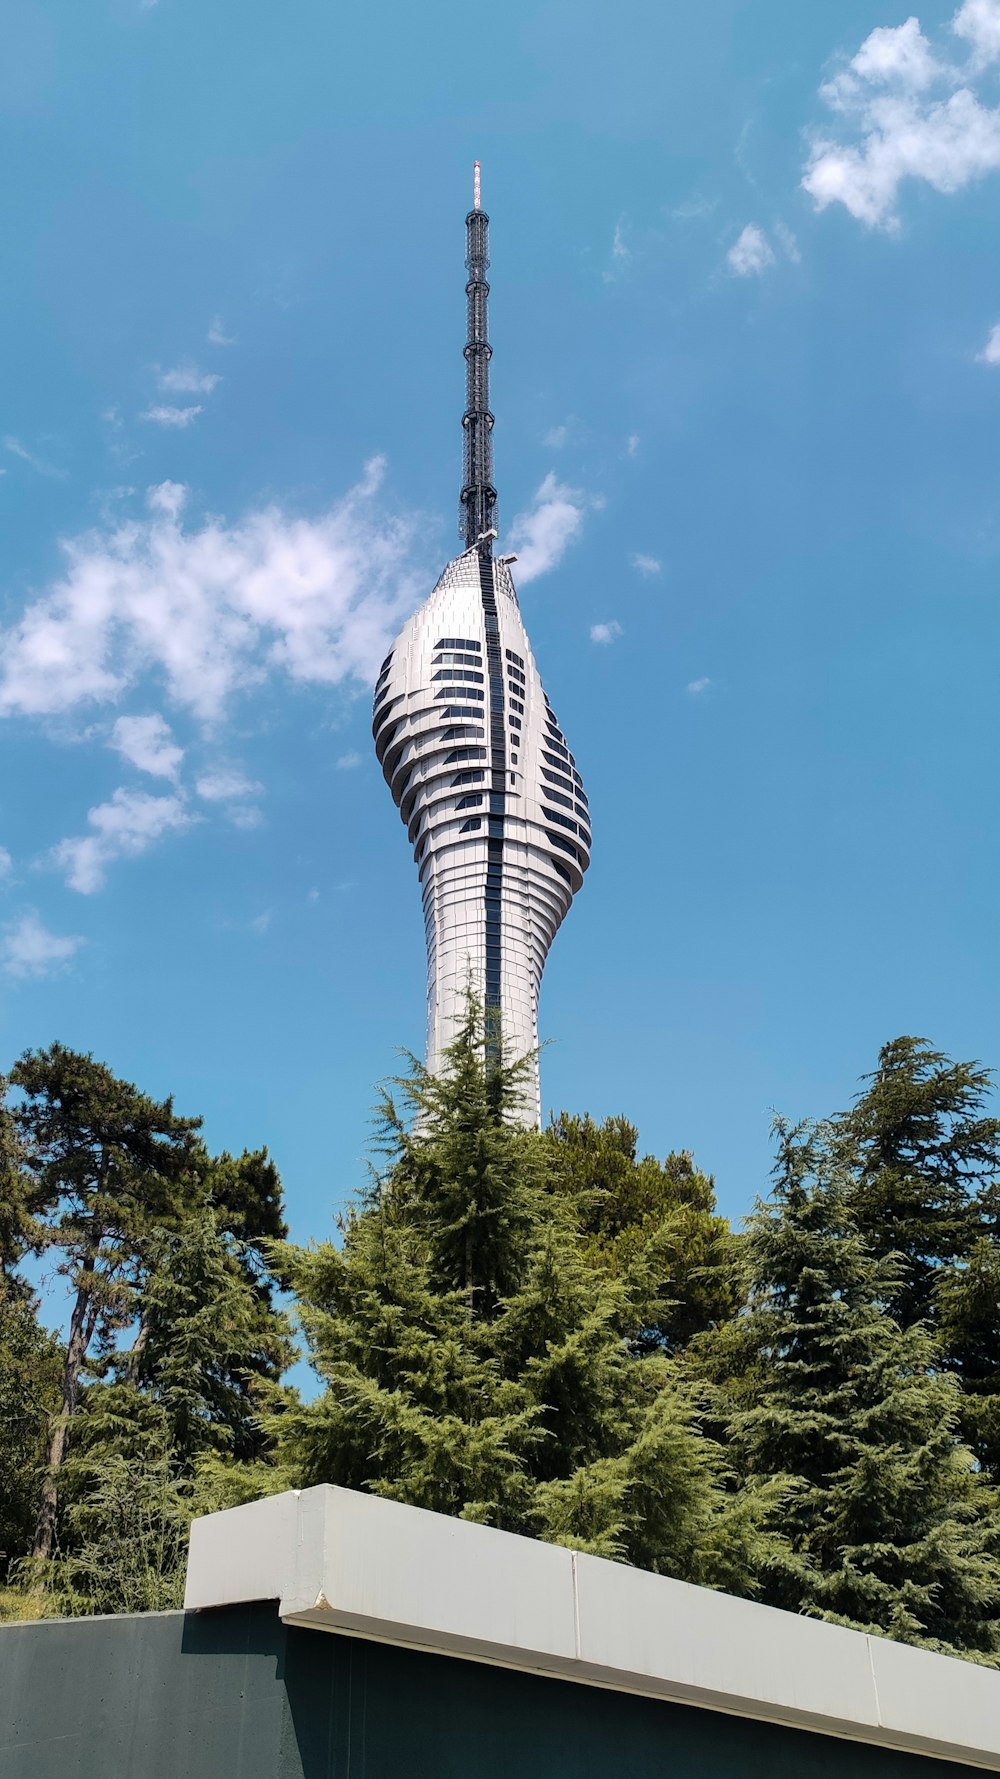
left=460, top=161, right=497, bottom=553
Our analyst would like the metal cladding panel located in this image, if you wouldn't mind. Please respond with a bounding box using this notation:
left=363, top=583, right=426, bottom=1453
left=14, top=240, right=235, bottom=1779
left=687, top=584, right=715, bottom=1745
left=0, top=1605, right=288, bottom=1779
left=0, top=1604, right=987, bottom=1779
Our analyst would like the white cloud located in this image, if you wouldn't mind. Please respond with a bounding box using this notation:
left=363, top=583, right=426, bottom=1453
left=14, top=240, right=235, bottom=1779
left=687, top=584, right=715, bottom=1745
left=157, top=363, right=221, bottom=396
left=727, top=224, right=776, bottom=276
left=603, top=221, right=631, bottom=282
left=0, top=459, right=422, bottom=724
left=841, top=17, right=942, bottom=100
left=336, top=750, right=361, bottom=769
left=626, top=433, right=640, bottom=457
left=954, top=0, right=1000, bottom=64
left=774, top=221, right=802, bottom=263
left=804, top=7, right=1000, bottom=228
left=543, top=423, right=570, bottom=449
left=978, top=321, right=1000, bottom=361
left=590, top=621, right=622, bottom=645
left=508, top=473, right=593, bottom=583
left=630, top=552, right=662, bottom=577
left=208, top=317, right=236, bottom=347
left=0, top=846, right=11, bottom=877
left=141, top=404, right=203, bottom=428
left=110, top=712, right=183, bottom=780
left=687, top=677, right=712, bottom=695
left=195, top=769, right=261, bottom=801
left=3, top=911, right=83, bottom=978
left=4, top=436, right=66, bottom=479
left=250, top=910, right=272, bottom=935
left=52, top=788, right=192, bottom=893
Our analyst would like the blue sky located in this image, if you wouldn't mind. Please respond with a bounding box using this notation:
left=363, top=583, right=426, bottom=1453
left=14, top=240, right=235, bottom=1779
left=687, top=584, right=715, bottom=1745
left=4, top=0, right=1000, bottom=1266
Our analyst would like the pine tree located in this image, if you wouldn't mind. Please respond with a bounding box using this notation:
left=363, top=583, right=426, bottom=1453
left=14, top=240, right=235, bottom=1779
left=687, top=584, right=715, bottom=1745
left=725, top=1119, right=1000, bottom=1658
left=545, top=1114, right=742, bottom=1351
left=11, top=1044, right=202, bottom=1559
left=282, top=999, right=773, bottom=1588
left=838, top=1037, right=1000, bottom=1327
left=0, top=1293, right=63, bottom=1572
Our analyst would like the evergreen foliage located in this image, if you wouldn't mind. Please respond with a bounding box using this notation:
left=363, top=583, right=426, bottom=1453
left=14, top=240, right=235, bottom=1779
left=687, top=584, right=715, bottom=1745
left=838, top=1037, right=1000, bottom=1326
left=720, top=1118, right=1000, bottom=1658
left=282, top=999, right=772, bottom=1586
left=1, top=1020, right=999, bottom=1666
left=0, top=1046, right=293, bottom=1610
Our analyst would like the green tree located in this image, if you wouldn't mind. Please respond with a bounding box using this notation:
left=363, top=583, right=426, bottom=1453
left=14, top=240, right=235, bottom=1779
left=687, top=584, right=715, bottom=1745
left=282, top=1000, right=773, bottom=1588
left=544, top=1114, right=742, bottom=1351
left=11, top=1044, right=202, bottom=1559
left=0, top=1293, right=63, bottom=1571
left=725, top=1119, right=1000, bottom=1658
left=838, top=1037, right=1000, bottom=1327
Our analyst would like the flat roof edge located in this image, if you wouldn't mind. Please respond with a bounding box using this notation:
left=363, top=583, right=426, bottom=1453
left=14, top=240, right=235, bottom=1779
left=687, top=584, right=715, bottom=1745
left=185, top=1486, right=1000, bottom=1772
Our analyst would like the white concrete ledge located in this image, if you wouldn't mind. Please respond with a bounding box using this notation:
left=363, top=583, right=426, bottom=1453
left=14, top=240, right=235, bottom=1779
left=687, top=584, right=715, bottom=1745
left=184, top=1485, right=1000, bottom=1770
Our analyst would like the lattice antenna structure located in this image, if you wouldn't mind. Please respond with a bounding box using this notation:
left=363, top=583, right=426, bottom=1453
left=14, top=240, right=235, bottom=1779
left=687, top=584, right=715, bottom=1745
left=460, top=161, right=497, bottom=553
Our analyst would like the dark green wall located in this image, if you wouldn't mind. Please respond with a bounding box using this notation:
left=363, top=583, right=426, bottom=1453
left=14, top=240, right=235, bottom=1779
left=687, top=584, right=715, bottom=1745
left=0, top=1603, right=981, bottom=1778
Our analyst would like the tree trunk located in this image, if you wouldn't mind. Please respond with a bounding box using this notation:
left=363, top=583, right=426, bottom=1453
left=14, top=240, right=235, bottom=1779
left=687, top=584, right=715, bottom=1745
left=31, top=1279, right=95, bottom=1561
left=126, top=1309, right=151, bottom=1384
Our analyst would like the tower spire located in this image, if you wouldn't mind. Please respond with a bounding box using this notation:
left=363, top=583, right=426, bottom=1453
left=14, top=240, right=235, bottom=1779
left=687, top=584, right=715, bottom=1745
left=460, top=161, right=497, bottom=553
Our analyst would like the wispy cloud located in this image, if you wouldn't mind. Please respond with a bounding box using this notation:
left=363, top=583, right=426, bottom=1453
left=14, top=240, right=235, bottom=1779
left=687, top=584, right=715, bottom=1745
left=509, top=473, right=595, bottom=584
left=208, top=317, right=236, bottom=347
left=626, top=433, right=640, bottom=458
left=0, top=846, right=12, bottom=878
left=590, top=621, right=622, bottom=645
left=4, top=436, right=66, bottom=479
left=687, top=676, right=713, bottom=696
left=157, top=363, right=221, bottom=396
left=52, top=788, right=192, bottom=894
left=727, top=224, right=775, bottom=277
left=195, top=769, right=262, bottom=802
left=336, top=750, right=361, bottom=770
left=2, top=911, right=83, bottom=978
left=603, top=221, right=632, bottom=283
left=543, top=422, right=571, bottom=449
left=773, top=221, right=802, bottom=263
left=0, top=459, right=422, bottom=724
left=109, top=712, right=183, bottom=780
left=803, top=3, right=1000, bottom=229
left=630, top=552, right=661, bottom=577
left=978, top=321, right=1000, bottom=362
left=140, top=404, right=203, bottom=429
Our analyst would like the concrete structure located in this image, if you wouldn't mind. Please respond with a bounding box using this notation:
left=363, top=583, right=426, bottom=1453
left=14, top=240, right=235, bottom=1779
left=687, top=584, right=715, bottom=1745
left=373, top=170, right=589, bottom=1119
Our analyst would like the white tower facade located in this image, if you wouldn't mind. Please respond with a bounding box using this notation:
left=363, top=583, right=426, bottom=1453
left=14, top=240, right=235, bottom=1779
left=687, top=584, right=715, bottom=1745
left=373, top=172, right=590, bottom=1119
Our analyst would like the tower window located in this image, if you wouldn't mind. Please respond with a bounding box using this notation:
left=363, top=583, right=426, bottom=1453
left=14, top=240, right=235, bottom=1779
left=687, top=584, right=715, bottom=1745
left=435, top=637, right=481, bottom=651
left=433, top=669, right=484, bottom=683
left=451, top=769, right=485, bottom=787
left=505, top=649, right=524, bottom=668
left=541, top=766, right=574, bottom=795
left=456, top=793, right=483, bottom=810
left=546, top=831, right=580, bottom=862
left=543, top=807, right=578, bottom=834
left=459, top=817, right=482, bottom=833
